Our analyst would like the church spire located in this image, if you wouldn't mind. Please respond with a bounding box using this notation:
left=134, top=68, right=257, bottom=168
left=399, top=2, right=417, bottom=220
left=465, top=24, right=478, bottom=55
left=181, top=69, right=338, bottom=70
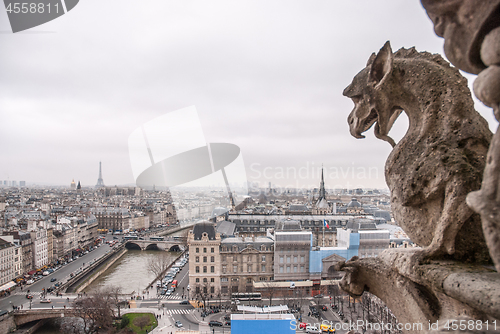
left=318, top=165, right=326, bottom=201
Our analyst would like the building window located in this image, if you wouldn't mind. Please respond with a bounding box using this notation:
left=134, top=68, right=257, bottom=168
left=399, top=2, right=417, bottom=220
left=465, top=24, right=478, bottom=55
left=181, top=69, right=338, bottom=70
left=233, top=266, right=237, bottom=273
left=196, top=248, right=199, bottom=253
left=261, top=264, right=265, bottom=272
left=211, top=247, right=214, bottom=253
left=262, top=255, right=266, bottom=262
left=203, top=286, right=207, bottom=294
left=221, top=277, right=228, bottom=282
left=287, top=256, right=291, bottom=263
left=221, top=286, right=228, bottom=293
left=195, top=256, right=199, bottom=262
left=301, top=255, right=305, bottom=263
left=294, top=266, right=298, bottom=273
left=196, top=278, right=199, bottom=283
left=294, top=256, right=298, bottom=263
left=211, top=278, right=215, bottom=282
left=247, top=265, right=252, bottom=272
left=211, top=266, right=215, bottom=273
left=211, top=256, right=214, bottom=262
left=203, top=278, right=207, bottom=283
left=301, top=265, right=305, bottom=272
left=211, top=286, right=215, bottom=293
left=222, top=265, right=227, bottom=273
left=203, top=256, right=207, bottom=262
left=203, top=247, right=207, bottom=253
left=203, top=266, right=207, bottom=273
left=247, top=278, right=252, bottom=283
left=279, top=266, right=284, bottom=273
left=196, top=266, right=200, bottom=273
left=286, top=266, right=291, bottom=273
left=279, top=256, right=284, bottom=264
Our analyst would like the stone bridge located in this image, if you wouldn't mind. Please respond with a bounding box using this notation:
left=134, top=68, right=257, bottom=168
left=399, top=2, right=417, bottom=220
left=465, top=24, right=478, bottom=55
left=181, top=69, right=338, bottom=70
left=13, top=309, right=78, bottom=326
left=124, top=237, right=186, bottom=251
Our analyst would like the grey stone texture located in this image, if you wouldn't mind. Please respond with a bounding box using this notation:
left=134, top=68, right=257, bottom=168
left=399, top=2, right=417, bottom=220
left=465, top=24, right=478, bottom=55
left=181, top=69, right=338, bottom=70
left=344, top=42, right=492, bottom=263
left=339, top=1, right=500, bottom=330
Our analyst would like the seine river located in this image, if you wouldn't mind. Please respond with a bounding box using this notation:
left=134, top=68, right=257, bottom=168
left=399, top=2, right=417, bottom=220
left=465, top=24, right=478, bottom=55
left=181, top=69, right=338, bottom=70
left=34, top=249, right=179, bottom=333
left=83, top=249, right=178, bottom=295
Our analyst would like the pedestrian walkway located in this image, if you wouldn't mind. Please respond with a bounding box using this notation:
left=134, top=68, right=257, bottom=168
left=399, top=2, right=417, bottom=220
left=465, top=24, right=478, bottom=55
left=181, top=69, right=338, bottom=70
left=158, top=293, right=183, bottom=300
left=163, top=309, right=191, bottom=315
left=14, top=291, right=42, bottom=296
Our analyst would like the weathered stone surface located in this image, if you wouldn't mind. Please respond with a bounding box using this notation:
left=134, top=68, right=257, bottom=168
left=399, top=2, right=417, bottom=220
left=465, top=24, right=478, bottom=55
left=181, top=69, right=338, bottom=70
left=421, top=0, right=500, bottom=274
left=420, top=0, right=500, bottom=75
left=473, top=65, right=500, bottom=117
left=344, top=41, right=492, bottom=262
left=481, top=27, right=500, bottom=67
left=339, top=249, right=500, bottom=334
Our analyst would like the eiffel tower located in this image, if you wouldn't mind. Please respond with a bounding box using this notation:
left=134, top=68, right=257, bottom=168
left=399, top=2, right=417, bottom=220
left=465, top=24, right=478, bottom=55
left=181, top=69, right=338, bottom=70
left=95, top=161, right=105, bottom=188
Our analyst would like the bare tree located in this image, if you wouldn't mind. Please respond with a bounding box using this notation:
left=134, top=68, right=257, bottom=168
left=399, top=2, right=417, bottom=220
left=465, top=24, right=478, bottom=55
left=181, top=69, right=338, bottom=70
left=147, top=252, right=171, bottom=289
left=107, top=286, right=124, bottom=318
left=194, top=282, right=211, bottom=309
left=62, top=289, right=115, bottom=334
left=261, top=281, right=281, bottom=306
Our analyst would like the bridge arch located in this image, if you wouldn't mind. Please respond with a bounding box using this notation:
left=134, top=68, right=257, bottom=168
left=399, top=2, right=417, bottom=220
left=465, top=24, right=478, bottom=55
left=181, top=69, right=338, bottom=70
left=124, top=242, right=142, bottom=250
left=145, top=243, right=160, bottom=251
left=169, top=245, right=181, bottom=252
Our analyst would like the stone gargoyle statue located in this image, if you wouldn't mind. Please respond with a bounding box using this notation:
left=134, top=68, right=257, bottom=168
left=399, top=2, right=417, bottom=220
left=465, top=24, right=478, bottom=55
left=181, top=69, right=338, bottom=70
left=421, top=0, right=500, bottom=274
left=343, top=41, right=492, bottom=263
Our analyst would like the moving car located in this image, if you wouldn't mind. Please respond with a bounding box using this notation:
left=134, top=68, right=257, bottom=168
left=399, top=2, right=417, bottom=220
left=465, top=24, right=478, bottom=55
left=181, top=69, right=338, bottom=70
left=320, top=324, right=334, bottom=332
left=306, top=326, right=320, bottom=334
left=298, top=322, right=307, bottom=329
left=179, top=300, right=189, bottom=304
left=25, top=294, right=33, bottom=299
left=50, top=278, right=57, bottom=282
left=40, top=299, right=51, bottom=303
left=209, top=321, right=223, bottom=327
left=175, top=320, right=182, bottom=328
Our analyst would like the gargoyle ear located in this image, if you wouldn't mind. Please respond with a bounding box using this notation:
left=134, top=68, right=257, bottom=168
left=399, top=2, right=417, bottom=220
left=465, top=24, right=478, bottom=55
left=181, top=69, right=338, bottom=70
left=369, top=41, right=393, bottom=86
left=366, top=53, right=376, bottom=66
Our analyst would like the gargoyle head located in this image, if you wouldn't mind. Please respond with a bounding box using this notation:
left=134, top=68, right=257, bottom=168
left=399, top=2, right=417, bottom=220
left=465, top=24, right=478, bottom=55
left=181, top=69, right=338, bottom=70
left=344, top=41, right=402, bottom=148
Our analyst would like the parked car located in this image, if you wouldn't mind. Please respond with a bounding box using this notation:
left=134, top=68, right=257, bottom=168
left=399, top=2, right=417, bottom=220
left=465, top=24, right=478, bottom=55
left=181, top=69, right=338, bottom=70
left=50, top=278, right=57, bottom=282
left=40, top=299, right=51, bottom=303
left=223, top=314, right=231, bottom=321
left=179, top=300, right=189, bottom=304
left=225, top=320, right=231, bottom=326
left=175, top=321, right=183, bottom=328
left=209, top=321, right=223, bottom=327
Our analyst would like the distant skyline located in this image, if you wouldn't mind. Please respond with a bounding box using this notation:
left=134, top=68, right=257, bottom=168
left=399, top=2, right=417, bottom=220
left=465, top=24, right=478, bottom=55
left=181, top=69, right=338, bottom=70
left=1, top=1, right=496, bottom=190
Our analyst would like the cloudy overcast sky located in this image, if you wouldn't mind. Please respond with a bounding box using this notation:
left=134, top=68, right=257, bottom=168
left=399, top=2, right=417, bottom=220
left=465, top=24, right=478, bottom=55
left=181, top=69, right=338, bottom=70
left=0, top=0, right=496, bottom=190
